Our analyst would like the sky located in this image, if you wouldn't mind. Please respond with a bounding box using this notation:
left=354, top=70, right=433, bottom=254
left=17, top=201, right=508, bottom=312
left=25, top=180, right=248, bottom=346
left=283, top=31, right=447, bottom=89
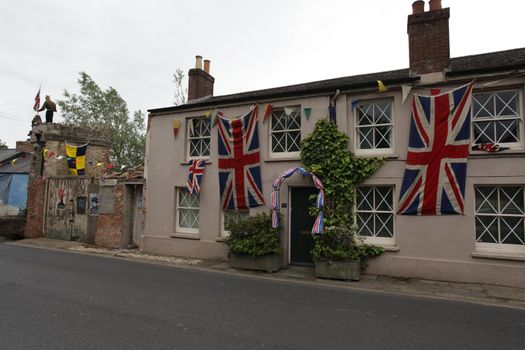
left=1, top=0, right=524, bottom=147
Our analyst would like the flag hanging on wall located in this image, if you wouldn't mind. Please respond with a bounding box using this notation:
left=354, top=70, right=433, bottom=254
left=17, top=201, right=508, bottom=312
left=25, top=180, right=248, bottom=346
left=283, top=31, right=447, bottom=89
left=65, top=143, right=88, bottom=176
left=398, top=82, right=474, bottom=215
left=217, top=104, right=264, bottom=209
left=186, top=159, right=205, bottom=194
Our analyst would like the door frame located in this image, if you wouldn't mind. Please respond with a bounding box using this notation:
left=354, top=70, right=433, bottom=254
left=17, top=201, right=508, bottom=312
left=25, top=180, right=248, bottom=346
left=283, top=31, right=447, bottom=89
left=287, top=185, right=317, bottom=265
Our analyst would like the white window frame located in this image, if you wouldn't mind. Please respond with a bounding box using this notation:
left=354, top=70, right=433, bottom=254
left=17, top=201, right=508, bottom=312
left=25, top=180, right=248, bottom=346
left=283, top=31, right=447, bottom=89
left=220, top=209, right=250, bottom=237
left=354, top=185, right=396, bottom=247
left=269, top=106, right=301, bottom=159
left=474, top=185, right=525, bottom=255
left=471, top=89, right=524, bottom=150
left=186, top=116, right=211, bottom=160
left=175, top=187, right=200, bottom=234
left=354, top=99, right=394, bottom=156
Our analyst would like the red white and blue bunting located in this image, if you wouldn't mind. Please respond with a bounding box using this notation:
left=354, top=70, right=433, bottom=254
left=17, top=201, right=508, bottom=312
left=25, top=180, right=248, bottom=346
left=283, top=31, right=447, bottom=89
left=271, top=167, right=325, bottom=234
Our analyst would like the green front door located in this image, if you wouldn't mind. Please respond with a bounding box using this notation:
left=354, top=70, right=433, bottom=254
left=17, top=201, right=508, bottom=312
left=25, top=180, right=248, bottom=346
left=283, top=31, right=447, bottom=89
left=290, top=187, right=317, bottom=265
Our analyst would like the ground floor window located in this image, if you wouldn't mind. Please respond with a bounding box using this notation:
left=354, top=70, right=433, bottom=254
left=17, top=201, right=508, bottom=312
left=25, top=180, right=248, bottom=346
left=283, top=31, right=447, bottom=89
left=221, top=209, right=249, bottom=237
left=475, top=185, right=525, bottom=252
left=355, top=186, right=395, bottom=245
left=175, top=187, right=199, bottom=234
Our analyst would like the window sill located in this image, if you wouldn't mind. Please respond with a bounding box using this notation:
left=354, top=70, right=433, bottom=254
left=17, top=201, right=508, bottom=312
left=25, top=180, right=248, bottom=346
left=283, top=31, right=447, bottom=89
left=471, top=251, right=525, bottom=262
left=382, top=245, right=400, bottom=252
left=181, top=160, right=212, bottom=165
left=469, top=149, right=525, bottom=158
left=264, top=157, right=301, bottom=163
left=354, top=152, right=398, bottom=159
left=215, top=236, right=228, bottom=242
left=170, top=233, right=200, bottom=240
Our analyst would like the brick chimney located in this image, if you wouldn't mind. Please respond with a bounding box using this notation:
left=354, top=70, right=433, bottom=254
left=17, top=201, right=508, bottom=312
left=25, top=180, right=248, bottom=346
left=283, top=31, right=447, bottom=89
left=187, top=55, right=214, bottom=101
left=407, top=0, right=450, bottom=75
left=16, top=141, right=33, bottom=153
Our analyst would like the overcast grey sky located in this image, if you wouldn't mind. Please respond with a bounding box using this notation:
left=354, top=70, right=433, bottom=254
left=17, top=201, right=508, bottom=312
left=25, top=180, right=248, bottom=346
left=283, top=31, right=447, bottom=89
left=1, top=0, right=524, bottom=147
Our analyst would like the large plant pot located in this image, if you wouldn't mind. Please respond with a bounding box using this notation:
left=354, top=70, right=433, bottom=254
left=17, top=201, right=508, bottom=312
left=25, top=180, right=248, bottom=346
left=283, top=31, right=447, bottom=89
left=229, top=253, right=283, bottom=273
left=314, top=260, right=361, bottom=281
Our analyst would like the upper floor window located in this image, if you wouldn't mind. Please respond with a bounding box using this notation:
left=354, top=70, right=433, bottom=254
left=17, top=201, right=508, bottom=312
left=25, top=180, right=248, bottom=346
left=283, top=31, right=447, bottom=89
left=187, top=117, right=211, bottom=159
left=355, top=186, right=395, bottom=245
left=355, top=100, right=393, bottom=154
left=270, top=107, right=301, bottom=157
left=475, top=185, right=524, bottom=252
left=472, top=90, right=523, bottom=148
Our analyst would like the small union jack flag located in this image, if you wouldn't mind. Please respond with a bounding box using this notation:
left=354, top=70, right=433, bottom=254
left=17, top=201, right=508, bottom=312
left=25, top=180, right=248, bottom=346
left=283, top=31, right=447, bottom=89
left=399, top=82, right=474, bottom=215
left=217, top=104, right=264, bottom=209
left=33, top=87, right=41, bottom=112
left=186, top=159, right=205, bottom=194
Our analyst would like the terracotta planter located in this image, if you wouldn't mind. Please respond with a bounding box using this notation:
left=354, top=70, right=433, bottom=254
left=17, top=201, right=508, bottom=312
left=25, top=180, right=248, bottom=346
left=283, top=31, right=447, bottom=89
left=229, top=253, right=283, bottom=273
left=314, top=260, right=361, bottom=281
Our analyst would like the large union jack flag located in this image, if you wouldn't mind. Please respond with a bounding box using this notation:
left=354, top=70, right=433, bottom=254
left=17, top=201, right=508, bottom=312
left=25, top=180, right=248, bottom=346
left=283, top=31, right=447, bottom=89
left=218, top=104, right=264, bottom=209
left=399, top=82, right=474, bottom=215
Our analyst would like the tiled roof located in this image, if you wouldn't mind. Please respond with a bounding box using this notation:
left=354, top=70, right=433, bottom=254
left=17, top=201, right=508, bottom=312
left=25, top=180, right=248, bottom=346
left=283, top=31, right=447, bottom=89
left=149, top=47, right=525, bottom=114
left=448, top=48, right=525, bottom=76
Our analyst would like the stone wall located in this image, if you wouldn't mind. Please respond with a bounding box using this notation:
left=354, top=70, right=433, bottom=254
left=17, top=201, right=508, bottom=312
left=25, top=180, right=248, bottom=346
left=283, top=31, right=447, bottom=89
left=95, top=182, right=124, bottom=248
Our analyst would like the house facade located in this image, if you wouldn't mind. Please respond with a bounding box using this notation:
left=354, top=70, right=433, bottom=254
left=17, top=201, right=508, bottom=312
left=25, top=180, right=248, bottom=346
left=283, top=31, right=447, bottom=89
left=144, top=1, right=525, bottom=288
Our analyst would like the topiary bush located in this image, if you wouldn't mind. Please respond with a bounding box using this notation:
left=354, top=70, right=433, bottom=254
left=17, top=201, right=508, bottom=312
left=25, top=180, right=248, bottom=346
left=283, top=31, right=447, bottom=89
left=225, top=212, right=283, bottom=257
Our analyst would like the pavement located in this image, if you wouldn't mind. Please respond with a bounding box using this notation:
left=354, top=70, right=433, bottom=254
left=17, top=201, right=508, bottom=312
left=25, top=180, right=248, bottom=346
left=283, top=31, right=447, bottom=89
left=4, top=236, right=525, bottom=310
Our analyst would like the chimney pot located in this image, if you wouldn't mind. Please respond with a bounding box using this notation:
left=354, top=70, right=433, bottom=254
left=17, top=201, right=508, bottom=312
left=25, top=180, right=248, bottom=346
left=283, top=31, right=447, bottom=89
left=195, top=55, right=203, bottom=69
left=412, top=0, right=425, bottom=14
left=203, top=59, right=211, bottom=74
left=429, top=0, right=442, bottom=11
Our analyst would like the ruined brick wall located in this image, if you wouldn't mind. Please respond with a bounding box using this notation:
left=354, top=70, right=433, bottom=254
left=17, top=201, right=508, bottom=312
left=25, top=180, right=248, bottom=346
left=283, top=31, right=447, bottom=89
left=0, top=217, right=25, bottom=239
left=24, top=176, right=46, bottom=238
left=95, top=183, right=124, bottom=248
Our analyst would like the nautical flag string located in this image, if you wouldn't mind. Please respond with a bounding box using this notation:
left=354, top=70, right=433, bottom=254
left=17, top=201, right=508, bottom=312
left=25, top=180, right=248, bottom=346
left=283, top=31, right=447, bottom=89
left=186, top=159, right=205, bottom=194
left=398, top=82, right=474, bottom=215
left=271, top=166, right=325, bottom=234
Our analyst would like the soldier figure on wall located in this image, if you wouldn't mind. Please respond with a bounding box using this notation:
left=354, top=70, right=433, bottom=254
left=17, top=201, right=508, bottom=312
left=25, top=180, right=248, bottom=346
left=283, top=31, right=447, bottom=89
left=38, top=95, right=57, bottom=123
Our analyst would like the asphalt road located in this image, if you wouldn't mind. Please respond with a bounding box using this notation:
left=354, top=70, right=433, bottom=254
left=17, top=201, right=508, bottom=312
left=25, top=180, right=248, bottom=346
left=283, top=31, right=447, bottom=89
left=1, top=244, right=524, bottom=350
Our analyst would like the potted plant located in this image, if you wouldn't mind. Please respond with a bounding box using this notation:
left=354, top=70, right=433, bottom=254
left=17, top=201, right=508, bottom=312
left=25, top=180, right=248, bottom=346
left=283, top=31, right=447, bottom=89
left=225, top=212, right=283, bottom=273
left=311, top=225, right=383, bottom=281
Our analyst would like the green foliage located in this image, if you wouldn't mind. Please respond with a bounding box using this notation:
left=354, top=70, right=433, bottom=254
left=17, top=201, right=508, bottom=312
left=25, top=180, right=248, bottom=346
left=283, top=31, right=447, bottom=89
left=311, top=225, right=384, bottom=267
left=58, top=72, right=146, bottom=167
left=300, top=118, right=384, bottom=226
left=225, top=212, right=283, bottom=257
left=0, top=139, right=7, bottom=150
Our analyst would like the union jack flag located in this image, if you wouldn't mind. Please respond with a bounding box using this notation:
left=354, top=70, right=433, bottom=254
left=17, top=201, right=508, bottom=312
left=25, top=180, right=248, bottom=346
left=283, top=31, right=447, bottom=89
left=398, top=82, right=474, bottom=215
left=33, top=87, right=41, bottom=112
left=186, top=159, right=205, bottom=194
left=218, top=104, right=264, bottom=209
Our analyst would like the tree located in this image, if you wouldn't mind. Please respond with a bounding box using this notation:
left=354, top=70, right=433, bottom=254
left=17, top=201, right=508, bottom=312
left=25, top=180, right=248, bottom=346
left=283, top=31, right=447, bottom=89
left=173, top=68, right=187, bottom=106
left=58, top=72, right=145, bottom=167
left=0, top=139, right=7, bottom=150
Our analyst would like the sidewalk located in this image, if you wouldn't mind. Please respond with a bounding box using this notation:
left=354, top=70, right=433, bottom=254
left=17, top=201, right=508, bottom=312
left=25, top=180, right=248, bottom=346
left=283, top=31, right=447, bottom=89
left=6, top=237, right=525, bottom=310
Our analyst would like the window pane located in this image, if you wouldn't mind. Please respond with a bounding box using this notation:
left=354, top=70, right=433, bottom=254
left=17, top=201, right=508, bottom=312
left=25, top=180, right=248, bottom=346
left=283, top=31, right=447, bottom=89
left=374, top=102, right=391, bottom=124
left=475, top=216, right=498, bottom=243
left=475, top=187, right=498, bottom=214
left=499, top=187, right=523, bottom=215
left=356, top=187, right=373, bottom=210
left=358, top=128, right=373, bottom=149
left=496, top=120, right=519, bottom=144
left=357, top=213, right=373, bottom=236
left=375, top=213, right=394, bottom=237
left=287, top=132, right=301, bottom=152
left=473, top=93, right=493, bottom=119
left=495, top=91, right=519, bottom=117
left=375, top=126, right=391, bottom=149
left=272, top=134, right=285, bottom=153
left=473, top=121, right=495, bottom=144
left=376, top=187, right=393, bottom=211
left=358, top=105, right=373, bottom=125
left=500, top=216, right=524, bottom=244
